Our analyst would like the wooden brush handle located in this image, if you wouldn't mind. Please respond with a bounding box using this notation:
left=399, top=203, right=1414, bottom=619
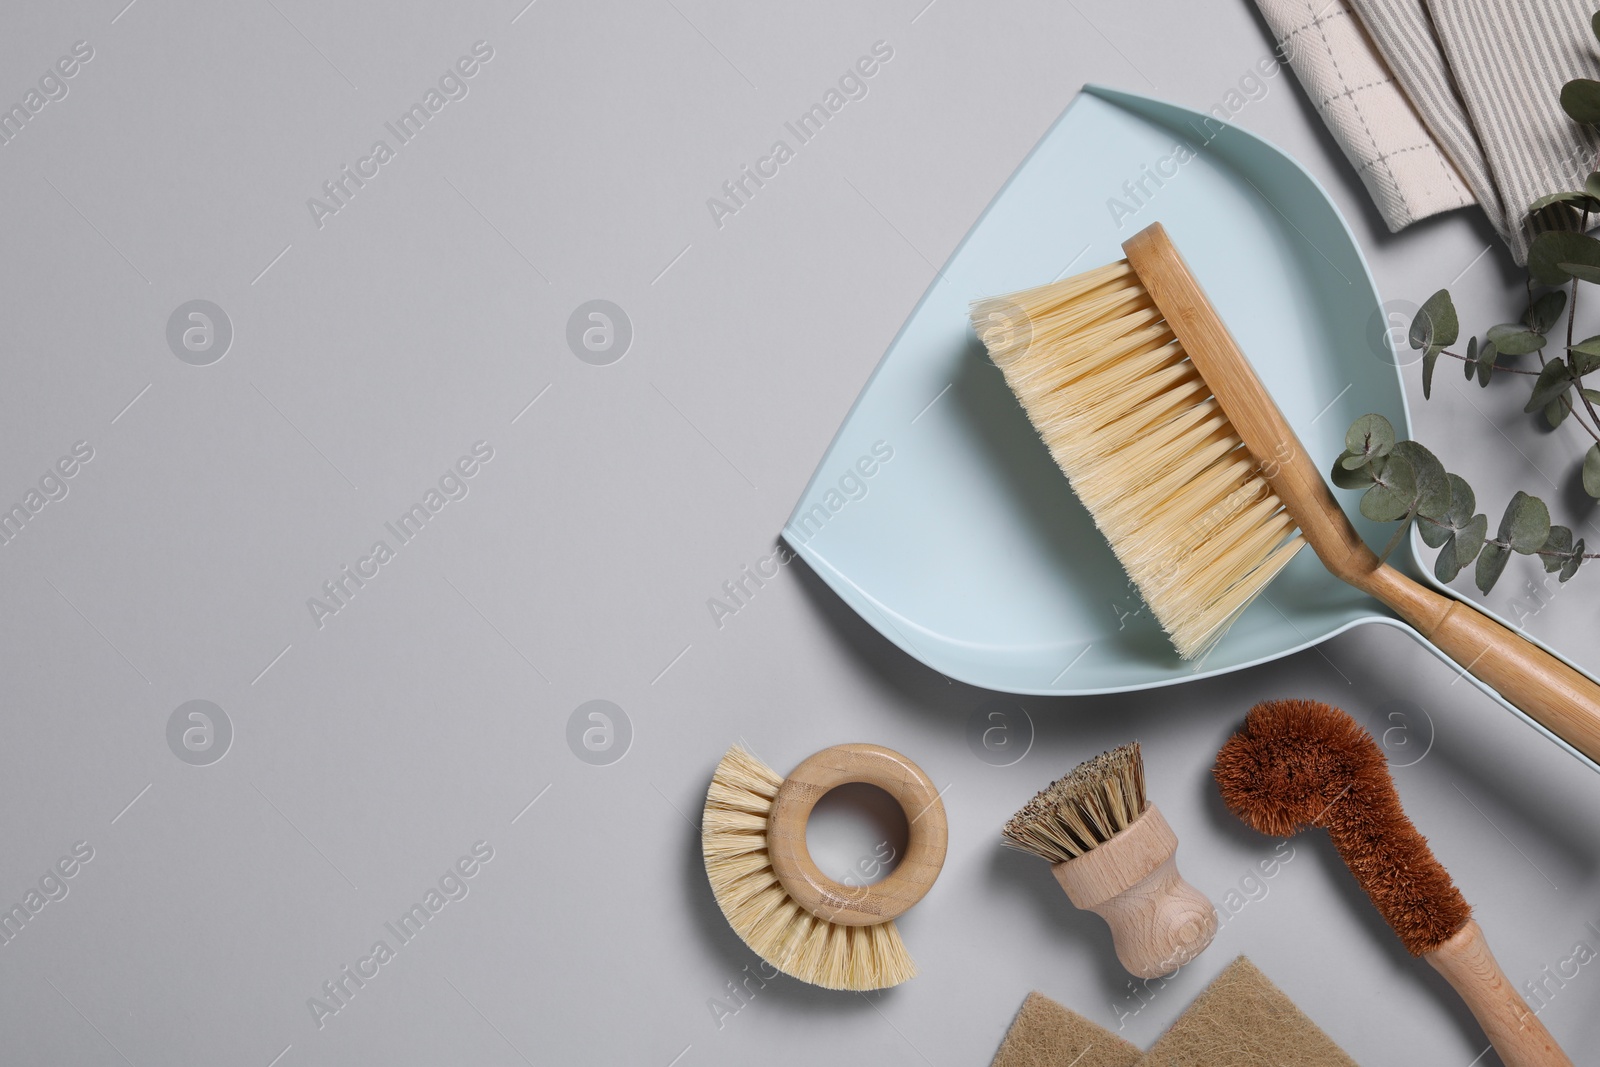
left=1124, top=223, right=1600, bottom=766
left=1426, top=921, right=1573, bottom=1067
left=1363, top=565, right=1600, bottom=764
left=766, top=743, right=948, bottom=926
left=1050, top=805, right=1217, bottom=978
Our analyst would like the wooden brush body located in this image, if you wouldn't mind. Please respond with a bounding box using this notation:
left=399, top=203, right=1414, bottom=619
left=1048, top=804, right=1216, bottom=978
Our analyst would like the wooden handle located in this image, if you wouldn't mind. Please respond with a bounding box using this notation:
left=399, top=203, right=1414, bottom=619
left=766, top=743, right=948, bottom=926
left=1426, top=921, right=1573, bottom=1067
left=1049, top=805, right=1217, bottom=978
left=1124, top=222, right=1600, bottom=766
left=1361, top=565, right=1600, bottom=764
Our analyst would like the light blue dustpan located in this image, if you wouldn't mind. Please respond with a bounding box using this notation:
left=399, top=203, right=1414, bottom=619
left=782, top=85, right=1596, bottom=769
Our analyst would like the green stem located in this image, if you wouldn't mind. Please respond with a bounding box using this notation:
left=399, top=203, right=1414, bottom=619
left=1414, top=513, right=1600, bottom=560
left=1562, top=218, right=1600, bottom=438
left=1437, top=349, right=1540, bottom=375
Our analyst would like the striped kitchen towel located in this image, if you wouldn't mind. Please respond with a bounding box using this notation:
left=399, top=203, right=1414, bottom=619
left=1259, top=0, right=1600, bottom=262
left=1423, top=0, right=1600, bottom=259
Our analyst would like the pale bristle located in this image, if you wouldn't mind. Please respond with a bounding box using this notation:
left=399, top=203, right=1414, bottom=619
left=701, top=745, right=917, bottom=990
left=1002, top=742, right=1147, bottom=862
left=972, top=263, right=1305, bottom=659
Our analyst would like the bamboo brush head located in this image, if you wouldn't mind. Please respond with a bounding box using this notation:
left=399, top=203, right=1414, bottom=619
left=971, top=249, right=1306, bottom=660
left=1213, top=699, right=1471, bottom=955
left=1002, top=742, right=1147, bottom=862
left=702, top=744, right=935, bottom=991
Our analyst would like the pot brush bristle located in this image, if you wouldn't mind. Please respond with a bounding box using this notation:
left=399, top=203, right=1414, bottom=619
left=1002, top=742, right=1147, bottom=861
left=701, top=745, right=916, bottom=991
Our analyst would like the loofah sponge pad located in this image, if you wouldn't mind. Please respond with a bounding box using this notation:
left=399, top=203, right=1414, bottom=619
left=989, top=958, right=1358, bottom=1066
left=1141, top=957, right=1357, bottom=1066
left=990, top=991, right=1141, bottom=1067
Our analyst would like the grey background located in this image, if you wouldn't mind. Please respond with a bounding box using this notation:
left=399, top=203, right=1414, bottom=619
left=2, top=1, right=1598, bottom=1064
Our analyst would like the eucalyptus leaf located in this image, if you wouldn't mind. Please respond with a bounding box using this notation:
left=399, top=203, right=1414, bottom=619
left=1420, top=474, right=1478, bottom=559
left=1476, top=542, right=1511, bottom=593
left=1392, top=440, right=1450, bottom=518
left=1418, top=516, right=1452, bottom=549
left=1443, top=473, right=1476, bottom=526
left=1345, top=413, right=1395, bottom=462
left=1330, top=454, right=1376, bottom=489
left=1409, top=290, right=1458, bottom=351
left=1527, top=289, right=1568, bottom=333
left=1584, top=388, right=1600, bottom=404
left=1562, top=262, right=1600, bottom=284
left=1360, top=453, right=1416, bottom=522
left=1486, top=323, right=1545, bottom=355
left=1423, top=346, right=1440, bottom=399
left=1525, top=357, right=1573, bottom=412
left=1585, top=443, right=1600, bottom=498
left=1455, top=513, right=1488, bottom=567
left=1546, top=396, right=1571, bottom=428
left=1499, top=490, right=1551, bottom=554
left=1434, top=537, right=1465, bottom=582
left=1477, top=341, right=1496, bottom=386
left=1593, top=10, right=1600, bottom=46
left=1542, top=525, right=1574, bottom=573
left=1569, top=335, right=1600, bottom=376
left=1529, top=190, right=1600, bottom=214
left=1561, top=539, right=1585, bottom=581
left=1340, top=448, right=1378, bottom=470
left=1528, top=229, right=1600, bottom=285
left=1561, top=78, right=1600, bottom=124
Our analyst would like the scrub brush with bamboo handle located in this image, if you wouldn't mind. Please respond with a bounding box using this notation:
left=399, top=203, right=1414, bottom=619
left=1215, top=699, right=1572, bottom=1067
left=971, top=222, right=1600, bottom=764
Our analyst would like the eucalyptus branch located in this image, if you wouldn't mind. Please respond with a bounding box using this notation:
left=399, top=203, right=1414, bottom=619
left=1387, top=21, right=1600, bottom=589
left=1331, top=414, right=1587, bottom=591
left=1415, top=512, right=1600, bottom=560
left=1434, top=349, right=1542, bottom=375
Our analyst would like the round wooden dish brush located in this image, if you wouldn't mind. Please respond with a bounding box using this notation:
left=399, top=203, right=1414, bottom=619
left=1003, top=742, right=1216, bottom=978
left=1214, top=699, right=1572, bottom=1067
left=701, top=742, right=948, bottom=991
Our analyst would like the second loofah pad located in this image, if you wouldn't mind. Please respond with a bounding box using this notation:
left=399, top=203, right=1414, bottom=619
left=1141, top=957, right=1356, bottom=1066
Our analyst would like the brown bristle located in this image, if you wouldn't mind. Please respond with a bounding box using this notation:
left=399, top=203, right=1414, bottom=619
left=1002, top=742, right=1147, bottom=862
left=1212, top=699, right=1471, bottom=955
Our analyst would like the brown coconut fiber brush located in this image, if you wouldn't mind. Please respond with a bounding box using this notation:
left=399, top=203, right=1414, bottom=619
left=1215, top=699, right=1572, bottom=1067
left=1003, top=742, right=1216, bottom=978
left=702, top=742, right=948, bottom=991
left=970, top=222, right=1600, bottom=765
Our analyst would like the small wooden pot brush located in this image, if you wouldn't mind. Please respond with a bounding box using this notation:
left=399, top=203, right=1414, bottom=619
left=701, top=742, right=948, bottom=991
left=1003, top=742, right=1216, bottom=978
left=1214, top=699, right=1573, bottom=1067
left=971, top=222, right=1600, bottom=764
